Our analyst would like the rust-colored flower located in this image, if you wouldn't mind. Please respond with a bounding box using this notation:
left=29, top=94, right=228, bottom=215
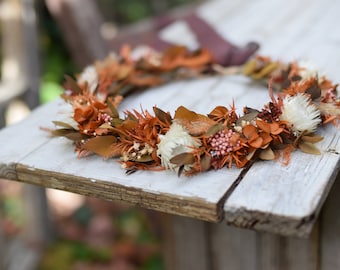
left=74, top=100, right=107, bottom=133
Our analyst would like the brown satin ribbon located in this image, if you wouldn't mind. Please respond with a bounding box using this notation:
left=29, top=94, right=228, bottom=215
left=113, top=12, right=259, bottom=66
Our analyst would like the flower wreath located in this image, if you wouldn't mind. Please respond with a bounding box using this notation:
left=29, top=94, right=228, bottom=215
left=52, top=45, right=339, bottom=176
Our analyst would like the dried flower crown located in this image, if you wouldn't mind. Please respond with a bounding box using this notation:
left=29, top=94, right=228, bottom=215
left=51, top=45, right=339, bottom=176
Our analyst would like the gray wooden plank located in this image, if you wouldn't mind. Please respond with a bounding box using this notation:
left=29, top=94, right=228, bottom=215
left=0, top=99, right=67, bottom=179
left=208, top=224, right=318, bottom=270
left=320, top=174, right=340, bottom=269
left=161, top=215, right=210, bottom=270
left=208, top=224, right=258, bottom=270
left=256, top=229, right=318, bottom=270
left=224, top=124, right=340, bottom=236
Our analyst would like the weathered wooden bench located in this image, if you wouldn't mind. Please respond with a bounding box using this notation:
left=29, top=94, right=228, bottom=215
left=1, top=0, right=340, bottom=269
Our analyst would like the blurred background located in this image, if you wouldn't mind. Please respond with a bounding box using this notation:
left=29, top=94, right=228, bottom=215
left=0, top=0, right=203, bottom=269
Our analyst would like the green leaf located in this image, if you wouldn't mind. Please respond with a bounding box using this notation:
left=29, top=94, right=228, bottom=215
left=83, top=136, right=117, bottom=158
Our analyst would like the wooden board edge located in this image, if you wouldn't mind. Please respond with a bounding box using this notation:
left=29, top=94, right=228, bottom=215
left=222, top=154, right=340, bottom=238
left=0, top=162, right=17, bottom=180
left=223, top=205, right=319, bottom=238
left=16, top=164, right=221, bottom=222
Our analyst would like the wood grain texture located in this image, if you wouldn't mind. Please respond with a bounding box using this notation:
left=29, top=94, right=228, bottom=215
left=161, top=217, right=318, bottom=270
left=0, top=99, right=67, bottom=179
left=161, top=215, right=210, bottom=270
left=320, top=175, right=340, bottom=269
left=224, top=125, right=340, bottom=236
left=208, top=224, right=318, bottom=270
left=208, top=224, right=258, bottom=270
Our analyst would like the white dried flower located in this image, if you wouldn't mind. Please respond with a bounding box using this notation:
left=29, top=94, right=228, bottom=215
left=157, top=122, right=201, bottom=171
left=318, top=103, right=340, bottom=117
left=130, top=45, right=162, bottom=67
left=57, top=103, right=79, bottom=130
left=298, top=60, right=325, bottom=83
left=280, top=93, right=321, bottom=134
left=77, top=65, right=98, bottom=93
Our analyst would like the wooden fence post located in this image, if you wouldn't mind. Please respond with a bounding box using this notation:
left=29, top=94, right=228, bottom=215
left=320, top=174, right=340, bottom=269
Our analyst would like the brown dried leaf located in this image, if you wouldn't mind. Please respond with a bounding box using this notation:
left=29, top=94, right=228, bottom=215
left=259, top=147, right=275, bottom=160
left=170, top=152, right=195, bottom=165
left=236, top=111, right=259, bottom=126
left=51, top=129, right=87, bottom=141
left=174, top=106, right=197, bottom=121
left=252, top=62, right=280, bottom=79
left=128, top=74, right=163, bottom=87
left=116, top=65, right=132, bottom=80
left=242, top=125, right=258, bottom=140
left=208, top=106, right=228, bottom=121
left=302, top=135, right=323, bottom=143
left=305, top=80, right=322, bottom=100
left=64, top=74, right=82, bottom=94
left=107, top=98, right=119, bottom=118
left=83, top=136, right=117, bottom=158
left=176, top=48, right=213, bottom=68
left=249, top=136, right=263, bottom=148
left=205, top=123, right=223, bottom=137
left=99, top=123, right=113, bottom=129
left=111, top=118, right=124, bottom=127
left=153, top=107, right=172, bottom=124
left=256, top=119, right=271, bottom=133
left=298, top=141, right=321, bottom=155
left=242, top=59, right=257, bottom=76
left=52, top=121, right=76, bottom=130
left=246, top=149, right=257, bottom=161
left=175, top=106, right=216, bottom=136
left=131, top=155, right=154, bottom=163
left=200, top=154, right=211, bottom=171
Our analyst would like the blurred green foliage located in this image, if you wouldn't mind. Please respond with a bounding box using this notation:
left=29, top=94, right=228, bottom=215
left=39, top=4, right=76, bottom=104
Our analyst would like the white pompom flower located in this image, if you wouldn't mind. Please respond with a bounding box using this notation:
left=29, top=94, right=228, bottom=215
left=157, top=122, right=201, bottom=171
left=280, top=93, right=321, bottom=135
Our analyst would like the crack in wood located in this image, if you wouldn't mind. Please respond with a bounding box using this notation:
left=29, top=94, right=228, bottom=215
left=216, top=161, right=254, bottom=221
left=295, top=213, right=316, bottom=230
left=326, top=148, right=340, bottom=155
